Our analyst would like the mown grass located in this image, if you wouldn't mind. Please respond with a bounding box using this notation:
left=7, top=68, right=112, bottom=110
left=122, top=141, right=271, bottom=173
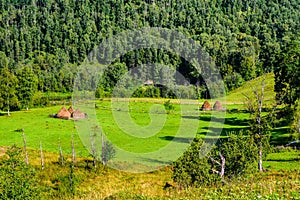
left=0, top=106, right=88, bottom=156
left=264, top=149, right=300, bottom=171
left=0, top=97, right=294, bottom=168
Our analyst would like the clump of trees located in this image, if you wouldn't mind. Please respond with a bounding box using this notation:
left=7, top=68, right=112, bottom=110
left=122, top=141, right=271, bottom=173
left=0, top=66, right=41, bottom=114
left=172, top=132, right=257, bottom=187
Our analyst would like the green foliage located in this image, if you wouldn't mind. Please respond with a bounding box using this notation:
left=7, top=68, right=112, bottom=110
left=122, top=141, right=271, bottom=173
left=99, top=62, right=128, bottom=93
left=224, top=72, right=245, bottom=92
left=290, top=99, right=300, bottom=140
left=163, top=100, right=175, bottom=114
left=32, top=91, right=50, bottom=107
left=0, top=0, right=299, bottom=96
left=172, top=133, right=259, bottom=187
left=245, top=78, right=275, bottom=171
left=219, top=132, right=257, bottom=177
left=172, top=138, right=218, bottom=188
left=102, top=139, right=116, bottom=165
left=0, top=67, right=20, bottom=113
left=274, top=39, right=300, bottom=106
left=0, top=145, right=41, bottom=200
left=16, top=66, right=38, bottom=109
left=132, top=86, right=161, bottom=98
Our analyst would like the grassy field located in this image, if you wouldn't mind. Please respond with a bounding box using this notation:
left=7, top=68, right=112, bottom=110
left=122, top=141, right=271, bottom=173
left=0, top=98, right=291, bottom=168
left=0, top=98, right=297, bottom=176
left=0, top=73, right=299, bottom=199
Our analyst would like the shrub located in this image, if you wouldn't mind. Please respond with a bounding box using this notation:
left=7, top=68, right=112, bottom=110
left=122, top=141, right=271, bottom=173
left=172, top=139, right=219, bottom=188
left=102, top=139, right=116, bottom=165
left=164, top=100, right=175, bottom=114
left=172, top=132, right=258, bottom=187
left=0, top=145, right=41, bottom=200
left=219, top=132, right=257, bottom=177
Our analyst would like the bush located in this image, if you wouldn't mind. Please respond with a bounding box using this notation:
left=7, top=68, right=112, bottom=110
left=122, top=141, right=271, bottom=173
left=102, top=139, right=116, bottom=165
left=219, top=132, right=257, bottom=177
left=164, top=100, right=175, bottom=114
left=0, top=145, right=41, bottom=200
left=172, top=139, right=219, bottom=188
left=172, top=132, right=258, bottom=187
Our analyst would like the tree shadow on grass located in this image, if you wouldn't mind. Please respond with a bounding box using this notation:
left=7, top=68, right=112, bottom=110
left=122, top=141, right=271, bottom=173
left=270, top=127, right=291, bottom=146
left=140, top=157, right=172, bottom=165
left=159, top=136, right=193, bottom=143
left=181, top=116, right=200, bottom=120
left=0, top=112, right=8, bottom=116
left=159, top=135, right=223, bottom=145
left=266, top=158, right=300, bottom=162
left=226, top=108, right=249, bottom=114
left=182, top=114, right=250, bottom=127
left=198, top=126, right=250, bottom=137
left=199, top=115, right=250, bottom=126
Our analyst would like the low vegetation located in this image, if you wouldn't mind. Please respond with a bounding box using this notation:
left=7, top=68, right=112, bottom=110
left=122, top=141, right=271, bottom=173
left=0, top=144, right=299, bottom=199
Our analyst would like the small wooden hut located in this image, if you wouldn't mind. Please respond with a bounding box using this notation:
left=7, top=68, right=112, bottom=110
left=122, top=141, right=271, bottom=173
left=201, top=100, right=211, bottom=111
left=213, top=101, right=223, bottom=111
left=72, top=108, right=85, bottom=119
left=144, top=80, right=154, bottom=85
left=57, top=106, right=71, bottom=119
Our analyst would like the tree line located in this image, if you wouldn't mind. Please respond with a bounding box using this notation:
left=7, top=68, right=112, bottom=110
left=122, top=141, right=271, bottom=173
left=0, top=0, right=299, bottom=92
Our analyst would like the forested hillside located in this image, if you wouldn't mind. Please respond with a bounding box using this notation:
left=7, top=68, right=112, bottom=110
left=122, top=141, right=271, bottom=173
left=0, top=0, right=299, bottom=109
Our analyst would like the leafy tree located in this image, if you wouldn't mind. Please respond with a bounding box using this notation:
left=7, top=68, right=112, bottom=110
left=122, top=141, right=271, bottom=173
left=16, top=66, right=38, bottom=110
left=98, top=62, right=127, bottom=93
left=0, top=51, right=9, bottom=69
left=274, top=39, right=300, bottom=106
left=218, top=132, right=257, bottom=177
left=245, top=77, right=273, bottom=172
left=290, top=99, right=300, bottom=140
left=0, top=67, right=20, bottom=115
left=101, top=134, right=116, bottom=165
left=0, top=0, right=299, bottom=97
left=172, top=133, right=257, bottom=187
left=164, top=100, right=175, bottom=114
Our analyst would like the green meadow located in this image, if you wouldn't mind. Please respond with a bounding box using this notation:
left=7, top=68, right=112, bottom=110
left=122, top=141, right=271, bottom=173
left=0, top=73, right=297, bottom=170
left=0, top=98, right=297, bottom=170
left=0, top=73, right=299, bottom=199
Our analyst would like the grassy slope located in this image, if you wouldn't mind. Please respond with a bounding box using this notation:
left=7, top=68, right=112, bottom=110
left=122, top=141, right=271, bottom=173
left=225, top=73, right=275, bottom=103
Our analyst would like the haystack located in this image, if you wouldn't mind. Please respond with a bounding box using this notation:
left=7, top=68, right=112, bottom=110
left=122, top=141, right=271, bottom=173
left=72, top=108, right=85, bottom=119
left=68, top=106, right=74, bottom=114
left=57, top=106, right=71, bottom=119
left=213, top=101, right=222, bottom=111
left=201, top=100, right=211, bottom=111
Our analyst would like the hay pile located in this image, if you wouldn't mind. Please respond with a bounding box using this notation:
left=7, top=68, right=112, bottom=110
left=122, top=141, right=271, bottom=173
left=51, top=106, right=87, bottom=120
left=201, top=101, right=211, bottom=111
left=213, top=101, right=222, bottom=111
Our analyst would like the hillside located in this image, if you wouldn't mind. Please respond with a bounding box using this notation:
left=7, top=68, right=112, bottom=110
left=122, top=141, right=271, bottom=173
left=0, top=0, right=299, bottom=109
left=225, top=73, right=275, bottom=103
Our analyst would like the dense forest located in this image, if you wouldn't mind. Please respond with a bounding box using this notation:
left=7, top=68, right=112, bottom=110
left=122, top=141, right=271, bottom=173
left=0, top=0, right=299, bottom=110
